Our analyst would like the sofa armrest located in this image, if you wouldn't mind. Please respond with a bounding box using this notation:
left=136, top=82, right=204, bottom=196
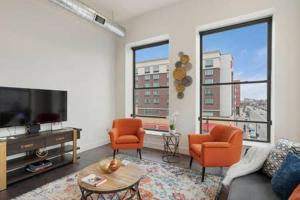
left=188, top=134, right=213, bottom=145
left=137, top=128, right=145, bottom=144
left=109, top=128, right=119, bottom=147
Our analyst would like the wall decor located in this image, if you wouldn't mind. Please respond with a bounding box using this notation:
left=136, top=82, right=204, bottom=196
left=173, top=52, right=193, bottom=99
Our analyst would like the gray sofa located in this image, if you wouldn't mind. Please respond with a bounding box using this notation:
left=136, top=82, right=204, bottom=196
left=228, top=170, right=279, bottom=200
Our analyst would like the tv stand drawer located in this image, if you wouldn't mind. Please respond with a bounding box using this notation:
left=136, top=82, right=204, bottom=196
left=47, top=132, right=73, bottom=146
left=7, top=138, right=46, bottom=156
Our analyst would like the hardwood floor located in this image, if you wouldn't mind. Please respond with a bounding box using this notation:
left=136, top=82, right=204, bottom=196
left=0, top=144, right=228, bottom=200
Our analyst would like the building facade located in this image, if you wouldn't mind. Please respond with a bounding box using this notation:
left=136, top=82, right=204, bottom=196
left=202, top=51, right=240, bottom=118
left=135, top=58, right=169, bottom=117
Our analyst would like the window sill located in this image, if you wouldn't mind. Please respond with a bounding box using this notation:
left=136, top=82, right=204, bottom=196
left=145, top=130, right=165, bottom=136
left=243, top=140, right=273, bottom=148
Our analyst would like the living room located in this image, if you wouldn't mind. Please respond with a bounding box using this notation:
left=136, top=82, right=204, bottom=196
left=0, top=0, right=299, bottom=199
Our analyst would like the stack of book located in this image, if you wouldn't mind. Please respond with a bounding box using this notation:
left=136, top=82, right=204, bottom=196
left=26, top=160, right=53, bottom=173
left=81, top=174, right=107, bottom=187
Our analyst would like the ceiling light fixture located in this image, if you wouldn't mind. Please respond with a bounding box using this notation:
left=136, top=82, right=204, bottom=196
left=49, top=0, right=126, bottom=37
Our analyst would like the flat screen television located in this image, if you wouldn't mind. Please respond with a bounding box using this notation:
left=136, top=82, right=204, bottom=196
left=0, top=87, right=67, bottom=128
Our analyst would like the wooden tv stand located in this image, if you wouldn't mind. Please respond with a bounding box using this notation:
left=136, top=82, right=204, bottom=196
left=0, top=127, right=81, bottom=191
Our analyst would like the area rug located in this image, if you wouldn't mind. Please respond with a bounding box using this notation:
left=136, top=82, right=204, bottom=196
left=13, top=154, right=222, bottom=200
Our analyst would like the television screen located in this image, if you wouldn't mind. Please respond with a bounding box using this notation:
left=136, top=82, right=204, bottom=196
left=0, top=87, right=67, bottom=128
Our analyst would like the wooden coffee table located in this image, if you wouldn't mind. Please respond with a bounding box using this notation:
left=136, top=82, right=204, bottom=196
left=77, top=160, right=146, bottom=200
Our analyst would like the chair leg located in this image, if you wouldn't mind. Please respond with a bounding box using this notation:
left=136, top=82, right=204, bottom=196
left=137, top=149, right=142, bottom=160
left=113, top=149, right=116, bottom=159
left=116, top=149, right=119, bottom=153
left=201, top=167, right=206, bottom=182
left=189, top=157, right=193, bottom=169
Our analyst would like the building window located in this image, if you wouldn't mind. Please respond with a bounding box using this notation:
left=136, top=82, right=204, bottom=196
left=144, top=98, right=151, bottom=104
left=153, top=98, right=160, bottom=104
left=135, top=76, right=138, bottom=81
left=153, top=65, right=159, bottom=73
left=204, top=88, right=213, bottom=96
left=204, top=79, right=213, bottom=84
left=144, top=66, right=150, bottom=74
left=205, top=69, right=214, bottom=76
left=153, top=90, right=159, bottom=96
left=200, top=17, right=272, bottom=142
left=145, top=90, right=151, bottom=96
left=153, top=74, right=160, bottom=80
left=132, top=40, right=170, bottom=132
left=205, top=59, right=213, bottom=68
left=204, top=98, right=214, bottom=105
left=144, top=82, right=151, bottom=88
left=144, top=75, right=151, bottom=80
left=153, top=82, right=160, bottom=87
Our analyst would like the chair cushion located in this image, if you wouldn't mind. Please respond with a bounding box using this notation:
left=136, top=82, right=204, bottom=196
left=116, top=135, right=139, bottom=144
left=190, top=144, right=202, bottom=155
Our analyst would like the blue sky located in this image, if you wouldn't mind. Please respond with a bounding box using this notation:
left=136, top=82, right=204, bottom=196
left=135, top=22, right=268, bottom=99
left=203, top=22, right=268, bottom=99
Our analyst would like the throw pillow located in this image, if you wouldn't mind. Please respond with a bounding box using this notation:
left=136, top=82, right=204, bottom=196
left=263, top=139, right=300, bottom=177
left=271, top=152, right=300, bottom=200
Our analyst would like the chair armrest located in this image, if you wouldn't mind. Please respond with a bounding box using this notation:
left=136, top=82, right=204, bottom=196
left=137, top=128, right=145, bottom=143
left=202, top=142, right=230, bottom=148
left=109, top=128, right=119, bottom=146
left=188, top=134, right=213, bottom=145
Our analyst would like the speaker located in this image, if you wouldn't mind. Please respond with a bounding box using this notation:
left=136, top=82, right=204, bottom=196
left=26, top=124, right=40, bottom=134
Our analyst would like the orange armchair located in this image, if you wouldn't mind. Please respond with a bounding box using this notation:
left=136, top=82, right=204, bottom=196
left=188, top=125, right=243, bottom=182
left=109, top=118, right=145, bottom=159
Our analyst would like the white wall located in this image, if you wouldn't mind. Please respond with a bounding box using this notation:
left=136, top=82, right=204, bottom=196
left=115, top=0, right=300, bottom=153
left=0, top=0, right=116, bottom=151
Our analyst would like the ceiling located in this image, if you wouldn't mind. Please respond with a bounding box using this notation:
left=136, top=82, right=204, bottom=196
left=81, top=0, right=183, bottom=22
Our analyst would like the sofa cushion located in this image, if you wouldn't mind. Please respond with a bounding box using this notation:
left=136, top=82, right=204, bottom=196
left=190, top=144, right=202, bottom=155
left=289, top=184, right=300, bottom=200
left=116, top=135, right=139, bottom=144
left=228, top=171, right=279, bottom=200
left=263, top=139, right=299, bottom=177
left=271, top=152, right=300, bottom=200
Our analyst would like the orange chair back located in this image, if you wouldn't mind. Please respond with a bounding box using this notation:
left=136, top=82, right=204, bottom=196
left=112, top=118, right=142, bottom=136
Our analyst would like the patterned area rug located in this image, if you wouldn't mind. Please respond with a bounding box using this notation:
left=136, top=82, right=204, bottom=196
left=13, top=154, right=222, bottom=200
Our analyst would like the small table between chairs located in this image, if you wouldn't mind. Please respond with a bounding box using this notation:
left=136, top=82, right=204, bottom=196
left=162, top=132, right=181, bottom=163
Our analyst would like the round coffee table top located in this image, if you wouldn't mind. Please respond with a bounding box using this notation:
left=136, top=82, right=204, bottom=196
left=77, top=159, right=146, bottom=193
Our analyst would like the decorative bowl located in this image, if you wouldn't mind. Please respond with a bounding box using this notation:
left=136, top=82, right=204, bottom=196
left=98, top=159, right=122, bottom=174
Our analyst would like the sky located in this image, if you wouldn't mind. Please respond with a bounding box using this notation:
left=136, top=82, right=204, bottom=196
left=203, top=22, right=268, bottom=100
left=135, top=22, right=269, bottom=100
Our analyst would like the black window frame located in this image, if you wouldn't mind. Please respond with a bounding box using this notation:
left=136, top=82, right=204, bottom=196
left=199, top=17, right=272, bottom=143
left=132, top=40, right=169, bottom=132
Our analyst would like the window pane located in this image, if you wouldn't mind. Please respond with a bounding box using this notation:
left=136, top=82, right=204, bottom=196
left=136, top=116, right=169, bottom=132
left=134, top=88, right=168, bottom=117
left=201, top=83, right=268, bottom=141
left=201, top=120, right=268, bottom=141
left=202, top=22, right=268, bottom=83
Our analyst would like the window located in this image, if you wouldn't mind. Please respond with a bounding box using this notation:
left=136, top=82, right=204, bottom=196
left=204, top=98, right=214, bottom=105
left=144, top=66, right=150, bottom=74
left=153, top=98, right=160, bottom=104
left=153, top=82, right=160, bottom=87
left=205, top=59, right=213, bottom=67
left=145, top=90, right=151, bottom=96
left=204, top=88, right=213, bottom=96
left=200, top=17, right=272, bottom=142
left=144, top=82, right=151, bottom=88
left=144, top=98, right=151, bottom=104
left=205, top=69, right=214, bottom=76
left=204, top=79, right=213, bottom=84
left=153, top=90, right=160, bottom=96
left=133, top=40, right=169, bottom=132
left=153, top=74, right=160, bottom=80
left=144, top=75, right=151, bottom=80
left=153, top=65, right=159, bottom=73
left=135, top=76, right=139, bottom=81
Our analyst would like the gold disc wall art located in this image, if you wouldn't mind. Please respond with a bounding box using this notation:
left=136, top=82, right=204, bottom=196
left=173, top=52, right=193, bottom=99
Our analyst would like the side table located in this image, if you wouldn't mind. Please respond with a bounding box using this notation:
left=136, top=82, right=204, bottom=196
left=162, top=132, right=181, bottom=163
